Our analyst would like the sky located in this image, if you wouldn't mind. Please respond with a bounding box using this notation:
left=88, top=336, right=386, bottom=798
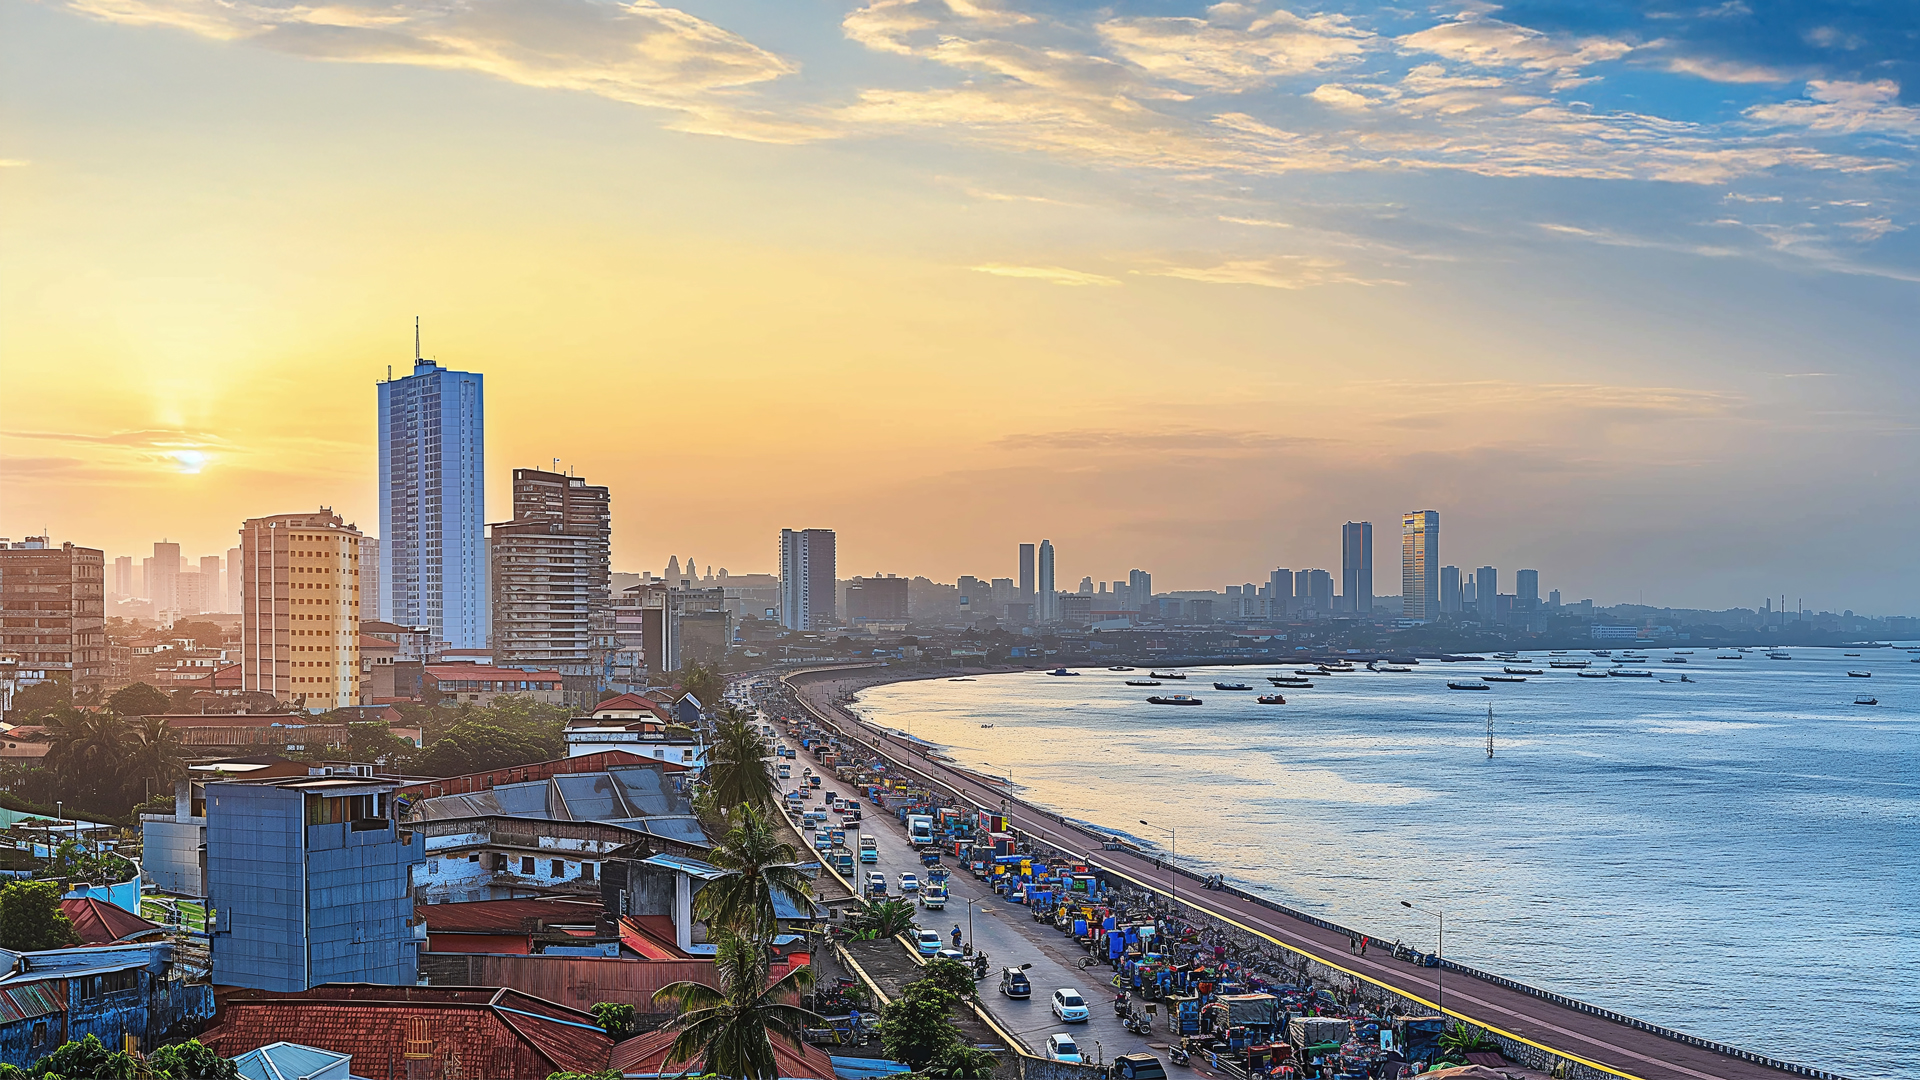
left=2, top=0, right=1917, bottom=612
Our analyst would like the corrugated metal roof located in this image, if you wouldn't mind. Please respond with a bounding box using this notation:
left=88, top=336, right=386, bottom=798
left=233, top=1041, right=353, bottom=1080
left=0, top=982, right=65, bottom=1022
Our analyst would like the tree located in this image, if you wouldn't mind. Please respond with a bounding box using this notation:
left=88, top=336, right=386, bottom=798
left=41, top=707, right=130, bottom=812
left=148, top=1039, right=240, bottom=1080
left=0, top=881, right=81, bottom=951
left=5, top=677, right=69, bottom=723
left=27, top=1034, right=140, bottom=1078
left=879, top=985, right=963, bottom=1069
left=106, top=683, right=171, bottom=719
left=925, top=1044, right=998, bottom=1079
left=344, top=721, right=412, bottom=764
left=854, top=900, right=917, bottom=939
left=701, top=708, right=775, bottom=813
left=408, top=719, right=560, bottom=777
left=695, top=804, right=812, bottom=939
left=590, top=1002, right=636, bottom=1039
left=652, top=930, right=817, bottom=1080
left=674, top=661, right=723, bottom=709
left=911, top=958, right=976, bottom=1000
left=124, top=715, right=185, bottom=805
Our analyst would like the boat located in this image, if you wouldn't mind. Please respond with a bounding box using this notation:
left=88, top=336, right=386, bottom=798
left=1610, top=669, right=1654, bottom=678
left=1256, top=694, right=1286, bottom=705
left=1717, top=655, right=1742, bottom=660
left=948, top=678, right=976, bottom=682
left=1149, top=672, right=1187, bottom=680
left=1768, top=652, right=1792, bottom=660
left=1484, top=675, right=1526, bottom=683
left=1844, top=653, right=1861, bottom=658
left=1108, top=666, right=1134, bottom=672
left=980, top=723, right=994, bottom=728
left=1373, top=664, right=1412, bottom=672
left=1549, top=660, right=1589, bottom=669
left=1854, top=695, right=1878, bottom=706
left=1320, top=664, right=1356, bottom=672
left=1212, top=682, right=1252, bottom=691
left=1591, top=650, right=1612, bottom=657
left=1125, top=680, right=1162, bottom=687
left=1674, top=650, right=1694, bottom=655
left=1847, top=670, right=1871, bottom=678
left=1549, top=650, right=1567, bottom=655
left=1146, top=695, right=1203, bottom=706
left=1503, top=667, right=1542, bottom=675
left=1680, top=674, right=1694, bottom=683
left=1577, top=670, right=1610, bottom=678
left=1662, top=657, right=1687, bottom=664
left=1268, top=677, right=1313, bottom=687
left=1048, top=668, right=1081, bottom=676
left=1448, top=681, right=1490, bottom=690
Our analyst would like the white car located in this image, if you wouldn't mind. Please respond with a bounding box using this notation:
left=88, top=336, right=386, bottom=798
left=866, top=872, right=888, bottom=896
left=899, top=872, right=920, bottom=893
left=915, top=929, right=942, bottom=957
left=1044, top=1034, right=1083, bottom=1063
left=1051, top=988, right=1090, bottom=1023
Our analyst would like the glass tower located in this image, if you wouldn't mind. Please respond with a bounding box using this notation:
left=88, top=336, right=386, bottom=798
left=1401, top=510, right=1439, bottom=619
left=378, top=344, right=487, bottom=649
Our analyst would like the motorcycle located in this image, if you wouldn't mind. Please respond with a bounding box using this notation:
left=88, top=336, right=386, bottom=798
left=1113, top=993, right=1131, bottom=1017
left=1123, top=1009, right=1152, bottom=1036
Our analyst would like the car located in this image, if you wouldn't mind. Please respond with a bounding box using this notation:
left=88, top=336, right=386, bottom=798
left=1110, top=1054, right=1167, bottom=1080
left=866, top=872, right=888, bottom=896
left=1044, top=1035, right=1082, bottom=1063
left=915, top=929, right=942, bottom=957
left=898, top=873, right=920, bottom=893
left=1000, top=967, right=1032, bottom=999
left=935, top=947, right=967, bottom=964
left=1051, top=988, right=1089, bottom=1023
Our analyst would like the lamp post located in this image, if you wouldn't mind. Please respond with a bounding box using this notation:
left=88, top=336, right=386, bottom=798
left=1401, top=901, right=1445, bottom=1020
left=1139, top=819, right=1177, bottom=911
left=958, top=893, right=985, bottom=949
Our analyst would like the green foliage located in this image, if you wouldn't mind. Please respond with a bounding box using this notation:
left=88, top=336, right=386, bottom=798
left=1438, top=1024, right=1499, bottom=1055
left=674, top=662, right=724, bottom=709
left=0, top=881, right=80, bottom=952
left=343, top=721, right=414, bottom=764
left=590, top=1002, right=636, bottom=1039
left=925, top=1044, right=998, bottom=1079
left=910, top=958, right=976, bottom=1000
left=43, top=840, right=135, bottom=884
left=27, top=706, right=183, bottom=819
left=147, top=1039, right=240, bottom=1080
left=545, top=1071, right=622, bottom=1080
left=653, top=930, right=818, bottom=1080
left=879, top=985, right=962, bottom=1068
left=105, top=683, right=171, bottom=719
left=702, top=708, right=775, bottom=813
left=6, top=678, right=70, bottom=723
left=855, top=900, right=917, bottom=939
left=28, top=1033, right=139, bottom=1078
left=696, top=804, right=813, bottom=939
left=408, top=716, right=563, bottom=777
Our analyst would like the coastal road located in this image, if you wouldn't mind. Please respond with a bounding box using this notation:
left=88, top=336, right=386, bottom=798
left=767, top=724, right=1160, bottom=1066
left=784, top=667, right=1828, bottom=1080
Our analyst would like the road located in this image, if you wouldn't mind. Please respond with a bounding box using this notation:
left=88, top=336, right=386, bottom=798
left=778, top=668, right=1837, bottom=1080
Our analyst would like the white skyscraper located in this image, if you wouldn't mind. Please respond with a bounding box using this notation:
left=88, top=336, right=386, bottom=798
left=1037, top=540, right=1056, bottom=622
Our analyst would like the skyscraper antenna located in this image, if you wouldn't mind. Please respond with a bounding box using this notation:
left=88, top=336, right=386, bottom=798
left=414, top=316, right=421, bottom=361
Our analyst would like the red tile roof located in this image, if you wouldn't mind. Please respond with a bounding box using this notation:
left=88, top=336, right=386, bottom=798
left=611, top=1025, right=836, bottom=1079
left=200, top=985, right=612, bottom=1080
left=590, top=693, right=672, bottom=720
left=59, top=897, right=162, bottom=945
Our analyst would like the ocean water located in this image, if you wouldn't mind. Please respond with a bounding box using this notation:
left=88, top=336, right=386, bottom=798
left=852, top=646, right=1919, bottom=1079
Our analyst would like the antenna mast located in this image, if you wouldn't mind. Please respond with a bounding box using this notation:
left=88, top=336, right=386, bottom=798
left=414, top=316, right=421, bottom=361
left=1486, top=704, right=1495, bottom=759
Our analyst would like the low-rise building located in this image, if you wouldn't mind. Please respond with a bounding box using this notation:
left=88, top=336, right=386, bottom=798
left=0, top=941, right=213, bottom=1069
left=423, top=664, right=564, bottom=707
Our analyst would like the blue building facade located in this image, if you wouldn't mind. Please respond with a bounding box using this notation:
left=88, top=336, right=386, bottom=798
left=378, top=352, right=486, bottom=648
left=0, top=942, right=213, bottom=1068
left=207, top=776, right=424, bottom=992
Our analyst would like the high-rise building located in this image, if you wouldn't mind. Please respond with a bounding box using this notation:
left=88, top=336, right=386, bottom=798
left=239, top=508, right=364, bottom=711
left=1036, top=540, right=1056, bottom=622
left=1547, top=588, right=1562, bottom=608
left=1516, top=569, right=1539, bottom=608
left=200, top=556, right=224, bottom=610
left=0, top=537, right=106, bottom=698
left=491, top=468, right=612, bottom=705
left=226, top=545, right=244, bottom=615
left=1298, top=569, right=1334, bottom=612
left=1018, top=544, right=1036, bottom=607
left=1341, top=522, right=1373, bottom=614
left=1078, top=576, right=1094, bottom=595
left=957, top=575, right=986, bottom=619
left=845, top=576, right=909, bottom=621
left=1127, top=569, right=1152, bottom=613
left=1476, top=566, right=1499, bottom=624
left=1440, top=566, right=1462, bottom=613
left=378, top=331, right=487, bottom=650
left=778, top=529, right=836, bottom=630
left=151, top=541, right=182, bottom=618
left=1268, top=568, right=1292, bottom=618
left=113, top=556, right=134, bottom=601
left=357, top=536, right=380, bottom=622
left=1401, top=511, right=1439, bottom=619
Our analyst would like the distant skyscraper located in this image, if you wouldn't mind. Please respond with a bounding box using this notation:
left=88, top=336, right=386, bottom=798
left=1439, top=566, right=1462, bottom=613
left=1516, top=569, right=1539, bottom=610
left=357, top=536, right=381, bottom=622
left=378, top=329, right=487, bottom=649
left=1401, top=511, right=1439, bottom=619
left=1127, top=569, right=1152, bottom=614
left=1547, top=588, right=1561, bottom=608
left=1036, top=540, right=1056, bottom=622
left=1268, top=568, right=1292, bottom=618
left=227, top=546, right=244, bottom=615
left=1018, top=544, right=1036, bottom=606
left=113, top=556, right=133, bottom=600
left=1078, top=576, right=1094, bottom=595
left=778, top=528, right=836, bottom=630
left=201, top=556, right=224, bottom=610
left=491, top=468, right=612, bottom=704
left=151, top=541, right=182, bottom=618
left=239, top=508, right=364, bottom=710
left=1299, top=569, right=1333, bottom=612
left=957, top=575, right=985, bottom=617
left=1341, top=522, right=1373, bottom=614
left=1476, top=566, right=1499, bottom=624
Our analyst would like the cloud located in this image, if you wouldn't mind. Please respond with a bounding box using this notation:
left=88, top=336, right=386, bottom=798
left=1096, top=3, right=1372, bottom=91
left=970, top=263, right=1120, bottom=286
left=1746, top=81, right=1920, bottom=137
left=1661, top=55, right=1789, bottom=84
left=1308, top=83, right=1371, bottom=109
left=1141, top=255, right=1394, bottom=289
left=1396, top=15, right=1634, bottom=86
left=1840, top=217, right=1901, bottom=242
left=996, top=428, right=1316, bottom=454
left=1219, top=215, right=1292, bottom=228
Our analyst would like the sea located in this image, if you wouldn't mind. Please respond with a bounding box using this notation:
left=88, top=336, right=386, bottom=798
left=850, top=645, right=1918, bottom=1080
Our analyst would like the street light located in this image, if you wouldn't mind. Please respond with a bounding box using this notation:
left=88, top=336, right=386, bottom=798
left=1401, top=901, right=1445, bottom=1020
left=1139, top=819, right=1176, bottom=910
left=957, top=893, right=987, bottom=950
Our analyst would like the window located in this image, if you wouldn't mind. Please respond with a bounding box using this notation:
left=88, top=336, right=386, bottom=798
left=581, top=862, right=596, bottom=881
left=31, top=1023, right=45, bottom=1047
left=521, top=856, right=535, bottom=875
left=552, top=859, right=564, bottom=877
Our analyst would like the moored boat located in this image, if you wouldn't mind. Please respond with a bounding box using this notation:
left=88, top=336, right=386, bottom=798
left=1268, top=677, right=1313, bottom=688
left=1256, top=694, right=1286, bottom=705
left=1108, top=666, right=1134, bottom=672
left=1610, top=669, right=1654, bottom=677
left=1577, top=670, right=1610, bottom=678
left=1550, top=660, right=1589, bottom=669
left=1146, top=695, right=1203, bottom=706
left=1662, top=657, right=1687, bottom=664
left=1149, top=672, right=1187, bottom=680
left=1847, top=670, right=1871, bottom=678
left=1125, top=680, right=1162, bottom=687
left=1484, top=675, right=1526, bottom=683
left=1503, top=666, right=1542, bottom=675
left=1448, top=681, right=1490, bottom=690
left=1048, top=668, right=1081, bottom=676
left=1212, top=681, right=1252, bottom=691
left=1854, top=695, right=1878, bottom=706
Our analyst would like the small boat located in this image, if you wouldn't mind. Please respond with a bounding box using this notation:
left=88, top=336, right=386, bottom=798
left=1146, top=695, right=1203, bottom=706
left=1268, top=677, right=1313, bottom=687
left=1373, top=664, right=1412, bottom=673
left=980, top=723, right=994, bottom=728
left=1680, top=674, right=1694, bottom=683
left=1448, top=681, right=1490, bottom=691
left=1844, top=653, right=1860, bottom=658
left=1674, top=650, right=1694, bottom=655
left=1577, top=670, right=1610, bottom=679
left=1717, top=655, right=1742, bottom=660
left=1108, top=666, right=1134, bottom=671
left=1126, top=679, right=1162, bottom=687
left=1591, top=650, right=1612, bottom=657
left=1662, top=657, right=1687, bottom=664
left=1213, top=681, right=1252, bottom=691
left=1320, top=664, right=1355, bottom=672
left=1550, top=660, right=1589, bottom=669
left=1149, top=672, right=1187, bottom=680
left=1257, top=694, right=1286, bottom=705
left=1854, top=695, right=1878, bottom=706
left=948, top=678, right=976, bottom=682
left=1048, top=668, right=1081, bottom=676
left=1503, top=667, right=1542, bottom=675
left=1768, top=652, right=1792, bottom=660
left=1484, top=675, right=1526, bottom=683
left=1549, top=650, right=1567, bottom=655
left=1610, top=669, right=1654, bottom=678
left=1847, top=670, right=1871, bottom=678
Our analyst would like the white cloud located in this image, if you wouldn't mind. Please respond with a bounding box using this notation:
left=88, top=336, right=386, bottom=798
left=1661, top=55, right=1789, bottom=84
left=1397, top=15, right=1634, bottom=85
left=1308, top=83, right=1371, bottom=109
left=971, top=263, right=1121, bottom=286
left=1840, top=217, right=1901, bottom=242
left=1096, top=3, right=1372, bottom=91
left=1747, top=80, right=1920, bottom=137
left=1142, top=255, right=1393, bottom=289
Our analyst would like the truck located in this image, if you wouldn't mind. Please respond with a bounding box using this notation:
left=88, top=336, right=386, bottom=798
left=920, top=881, right=948, bottom=910
left=830, top=847, right=855, bottom=876
left=907, top=814, right=935, bottom=847
left=859, top=835, right=879, bottom=864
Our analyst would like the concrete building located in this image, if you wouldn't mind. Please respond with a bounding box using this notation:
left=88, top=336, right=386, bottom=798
left=1440, top=565, right=1462, bottom=614
left=377, top=335, right=487, bottom=650
left=1295, top=569, right=1333, bottom=614
left=355, top=536, right=379, bottom=625
left=491, top=468, right=612, bottom=706
left=777, top=529, right=835, bottom=630
left=0, top=941, right=212, bottom=1068
left=0, top=537, right=107, bottom=698
left=424, top=664, right=564, bottom=707
left=113, top=556, right=134, bottom=602
left=1517, top=569, right=1539, bottom=609
left=1342, top=521, right=1372, bottom=615
left=1267, top=568, right=1292, bottom=618
left=1128, top=569, right=1152, bottom=615
left=845, top=576, right=908, bottom=622
left=149, top=541, right=181, bottom=618
left=1401, top=510, right=1439, bottom=619
left=206, top=773, right=424, bottom=991
left=226, top=545, right=243, bottom=615
left=238, top=509, right=364, bottom=711
left=1476, top=566, right=1499, bottom=623
left=1037, top=540, right=1056, bottom=622
left=1018, top=544, right=1036, bottom=610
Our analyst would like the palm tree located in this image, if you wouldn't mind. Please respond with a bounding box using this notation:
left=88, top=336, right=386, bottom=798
left=702, top=708, right=775, bottom=812
left=43, top=707, right=131, bottom=810
left=695, top=804, right=814, bottom=939
left=124, top=715, right=186, bottom=807
left=652, top=929, right=817, bottom=1080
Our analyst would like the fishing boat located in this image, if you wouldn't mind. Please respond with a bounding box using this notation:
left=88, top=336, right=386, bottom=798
left=1674, top=650, right=1694, bottom=655
left=1549, top=650, right=1567, bottom=655
left=1048, top=668, right=1081, bottom=676
left=1591, top=650, right=1612, bottom=657
left=1256, top=694, right=1286, bottom=705
left=1680, top=674, right=1694, bottom=683
left=1484, top=675, right=1526, bottom=683
left=1844, top=653, right=1861, bottom=658
left=1768, top=652, right=1792, bottom=660
left=1268, top=677, right=1313, bottom=687
left=1125, top=680, right=1162, bottom=687
left=1373, top=664, right=1412, bottom=672
left=1610, top=669, right=1654, bottom=678
left=1146, top=695, right=1203, bottom=706
left=1212, top=682, right=1252, bottom=691
left=1108, top=666, right=1134, bottom=672
left=1577, top=670, right=1610, bottom=679
left=948, top=678, right=976, bottom=682
left=1854, top=695, right=1878, bottom=706
left=1550, top=660, right=1590, bottom=669
left=1448, top=680, right=1490, bottom=691
left=1503, top=666, right=1542, bottom=675
left=1149, top=672, right=1187, bottom=680
left=1847, top=670, right=1871, bottom=678
left=1717, top=655, right=1742, bottom=660
left=1321, top=663, right=1356, bottom=672
left=980, top=723, right=994, bottom=728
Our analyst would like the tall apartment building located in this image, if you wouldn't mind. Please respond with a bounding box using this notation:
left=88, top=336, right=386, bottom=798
left=150, top=541, right=182, bottom=617
left=1516, top=569, right=1539, bottom=609
left=1440, top=566, right=1462, bottom=613
left=1294, top=569, right=1333, bottom=613
left=1401, top=510, right=1439, bottom=619
left=1127, top=569, right=1152, bottom=614
left=1018, top=544, right=1036, bottom=608
left=1476, top=566, right=1499, bottom=623
left=845, top=576, right=909, bottom=621
left=957, top=575, right=986, bottom=620
left=490, top=467, right=611, bottom=705
left=239, top=509, right=364, bottom=711
left=0, top=537, right=106, bottom=697
left=1341, top=521, right=1373, bottom=614
left=1268, top=568, right=1293, bottom=618
left=226, top=546, right=243, bottom=613
left=377, top=336, right=487, bottom=650
left=199, top=555, right=224, bottom=611
left=356, top=536, right=380, bottom=623
left=778, top=529, right=836, bottom=630
left=1036, top=540, right=1056, bottom=622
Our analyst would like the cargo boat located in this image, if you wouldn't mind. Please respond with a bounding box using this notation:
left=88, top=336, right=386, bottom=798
left=1256, top=695, right=1286, bottom=705
left=1146, top=695, right=1203, bottom=706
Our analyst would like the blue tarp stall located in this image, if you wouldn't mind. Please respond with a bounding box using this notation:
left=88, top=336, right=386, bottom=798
left=1072, top=919, right=1088, bottom=937
left=831, top=1056, right=911, bottom=1080
left=1103, top=916, right=1117, bottom=931
left=1108, top=932, right=1126, bottom=960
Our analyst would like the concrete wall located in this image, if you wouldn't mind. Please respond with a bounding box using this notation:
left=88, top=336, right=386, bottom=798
left=140, top=816, right=206, bottom=897
left=304, top=819, right=423, bottom=987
